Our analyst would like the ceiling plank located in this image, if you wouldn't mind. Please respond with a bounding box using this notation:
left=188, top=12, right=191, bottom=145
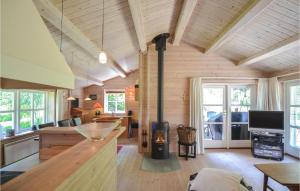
left=172, top=0, right=197, bottom=46
left=75, top=75, right=104, bottom=87
left=128, top=0, right=147, bottom=52
left=238, top=35, right=300, bottom=66
left=33, top=0, right=127, bottom=78
left=205, top=0, right=274, bottom=53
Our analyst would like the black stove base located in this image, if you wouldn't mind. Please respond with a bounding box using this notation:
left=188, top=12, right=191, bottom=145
left=152, top=143, right=169, bottom=159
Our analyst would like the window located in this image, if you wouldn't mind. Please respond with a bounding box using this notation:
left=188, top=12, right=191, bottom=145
left=0, top=90, right=16, bottom=136
left=286, top=82, right=300, bottom=148
left=229, top=86, right=252, bottom=140
left=0, top=90, right=48, bottom=136
left=19, top=91, right=46, bottom=131
left=104, top=90, right=125, bottom=113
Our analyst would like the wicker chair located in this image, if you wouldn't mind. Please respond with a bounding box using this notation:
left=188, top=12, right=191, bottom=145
left=177, top=125, right=197, bottom=160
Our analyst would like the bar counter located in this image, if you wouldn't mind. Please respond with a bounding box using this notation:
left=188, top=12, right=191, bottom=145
left=2, top=123, right=125, bottom=191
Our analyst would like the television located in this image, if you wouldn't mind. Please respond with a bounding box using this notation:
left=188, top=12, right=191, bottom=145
left=248, top=110, right=284, bottom=133
left=71, top=98, right=79, bottom=108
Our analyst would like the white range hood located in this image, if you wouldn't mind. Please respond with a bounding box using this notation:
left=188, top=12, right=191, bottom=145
left=1, top=0, right=74, bottom=89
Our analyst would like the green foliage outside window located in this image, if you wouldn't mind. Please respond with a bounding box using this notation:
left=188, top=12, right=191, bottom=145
left=105, top=92, right=125, bottom=113
left=0, top=91, right=14, bottom=111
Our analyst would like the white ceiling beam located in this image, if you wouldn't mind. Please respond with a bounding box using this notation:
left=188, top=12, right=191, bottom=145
left=172, top=0, right=197, bottom=46
left=33, top=0, right=127, bottom=78
left=205, top=0, right=274, bottom=53
left=238, top=35, right=300, bottom=66
left=128, top=0, right=147, bottom=52
left=75, top=75, right=104, bottom=87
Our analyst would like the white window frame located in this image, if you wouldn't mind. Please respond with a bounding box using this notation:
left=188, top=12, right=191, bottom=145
left=103, top=89, right=126, bottom=114
left=284, top=80, right=300, bottom=157
left=0, top=89, right=48, bottom=135
left=18, top=90, right=47, bottom=133
left=0, top=90, right=17, bottom=136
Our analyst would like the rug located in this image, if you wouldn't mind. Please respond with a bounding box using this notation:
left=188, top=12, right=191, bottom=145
left=0, top=171, right=24, bottom=185
left=141, top=153, right=181, bottom=173
left=117, top=145, right=123, bottom=153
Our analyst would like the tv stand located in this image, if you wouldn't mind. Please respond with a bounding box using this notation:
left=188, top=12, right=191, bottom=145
left=251, top=132, right=284, bottom=161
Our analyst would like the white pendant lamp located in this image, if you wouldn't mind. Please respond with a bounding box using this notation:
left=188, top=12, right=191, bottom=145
left=99, top=0, right=107, bottom=64
left=67, top=52, right=76, bottom=101
left=99, top=51, right=107, bottom=64
left=84, top=62, right=92, bottom=101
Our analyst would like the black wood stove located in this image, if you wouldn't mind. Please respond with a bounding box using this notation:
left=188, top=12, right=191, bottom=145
left=151, top=33, right=170, bottom=160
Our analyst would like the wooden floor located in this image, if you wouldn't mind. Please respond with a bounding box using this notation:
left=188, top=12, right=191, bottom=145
left=117, top=140, right=298, bottom=191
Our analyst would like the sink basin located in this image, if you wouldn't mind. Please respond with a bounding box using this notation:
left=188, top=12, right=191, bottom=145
left=75, top=121, right=121, bottom=141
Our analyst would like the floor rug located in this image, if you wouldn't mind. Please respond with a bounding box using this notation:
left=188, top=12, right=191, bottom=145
left=141, top=153, right=181, bottom=173
left=0, top=171, right=24, bottom=185
left=117, top=145, right=123, bottom=153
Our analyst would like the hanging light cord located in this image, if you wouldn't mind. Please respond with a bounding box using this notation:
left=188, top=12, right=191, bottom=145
left=60, top=0, right=64, bottom=52
left=101, top=0, right=104, bottom=50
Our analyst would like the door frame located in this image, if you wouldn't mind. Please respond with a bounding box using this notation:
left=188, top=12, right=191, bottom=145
left=203, top=83, right=256, bottom=149
left=203, top=85, right=227, bottom=148
left=227, top=84, right=256, bottom=148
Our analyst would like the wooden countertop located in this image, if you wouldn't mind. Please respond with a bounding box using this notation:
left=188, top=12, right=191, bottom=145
left=2, top=124, right=125, bottom=191
left=38, top=127, right=79, bottom=135
left=255, top=162, right=300, bottom=185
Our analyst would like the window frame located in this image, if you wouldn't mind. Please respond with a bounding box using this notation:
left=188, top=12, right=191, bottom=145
left=18, top=90, right=47, bottom=133
left=0, top=89, right=48, bottom=135
left=285, top=80, right=300, bottom=149
left=103, top=89, right=126, bottom=114
left=0, top=90, right=17, bottom=136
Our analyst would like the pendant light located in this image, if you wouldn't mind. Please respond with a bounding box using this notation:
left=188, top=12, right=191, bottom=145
left=98, top=0, right=107, bottom=64
left=60, top=0, right=64, bottom=52
left=67, top=52, right=76, bottom=101
left=84, top=62, right=92, bottom=101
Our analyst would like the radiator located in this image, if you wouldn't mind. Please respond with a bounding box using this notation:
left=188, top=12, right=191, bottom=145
left=4, top=136, right=39, bottom=166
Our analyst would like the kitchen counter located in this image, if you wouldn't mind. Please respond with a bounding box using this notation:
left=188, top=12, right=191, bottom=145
left=2, top=123, right=125, bottom=191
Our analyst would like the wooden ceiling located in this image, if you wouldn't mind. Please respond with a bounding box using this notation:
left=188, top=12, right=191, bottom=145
left=34, top=0, right=299, bottom=84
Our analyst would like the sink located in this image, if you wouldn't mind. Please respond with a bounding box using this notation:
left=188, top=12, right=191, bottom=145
left=75, top=121, right=121, bottom=141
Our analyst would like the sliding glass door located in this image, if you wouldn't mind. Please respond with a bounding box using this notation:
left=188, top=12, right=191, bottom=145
left=203, top=84, right=255, bottom=148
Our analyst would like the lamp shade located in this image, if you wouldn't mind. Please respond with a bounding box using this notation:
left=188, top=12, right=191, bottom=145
left=67, top=96, right=76, bottom=101
left=84, top=97, right=91, bottom=101
left=93, top=102, right=103, bottom=109
left=99, top=51, right=107, bottom=64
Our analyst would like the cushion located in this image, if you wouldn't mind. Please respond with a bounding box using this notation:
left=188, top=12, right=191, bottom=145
left=189, top=168, right=251, bottom=191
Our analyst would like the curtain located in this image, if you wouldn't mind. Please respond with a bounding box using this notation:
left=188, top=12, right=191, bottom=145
left=257, top=78, right=269, bottom=110
left=268, top=77, right=281, bottom=111
left=56, top=89, right=65, bottom=121
left=189, top=78, right=205, bottom=154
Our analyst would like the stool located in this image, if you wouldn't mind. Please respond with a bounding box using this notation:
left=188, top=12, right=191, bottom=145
left=178, top=141, right=196, bottom=160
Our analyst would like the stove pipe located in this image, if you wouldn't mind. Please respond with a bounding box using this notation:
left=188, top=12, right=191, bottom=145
left=152, top=33, right=170, bottom=123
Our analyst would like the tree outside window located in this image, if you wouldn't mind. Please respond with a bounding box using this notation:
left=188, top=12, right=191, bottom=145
left=0, top=90, right=15, bottom=136
left=104, top=91, right=125, bottom=113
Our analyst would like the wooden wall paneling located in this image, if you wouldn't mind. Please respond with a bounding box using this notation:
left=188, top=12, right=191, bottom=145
left=183, top=0, right=250, bottom=49
left=216, top=0, right=300, bottom=71
left=82, top=71, right=139, bottom=119
left=141, top=0, right=183, bottom=42
left=205, top=0, right=274, bottom=53
left=238, top=34, right=300, bottom=66
left=250, top=46, right=300, bottom=72
left=139, top=43, right=267, bottom=152
left=33, top=0, right=127, bottom=78
left=172, top=0, right=197, bottom=45
left=128, top=0, right=147, bottom=52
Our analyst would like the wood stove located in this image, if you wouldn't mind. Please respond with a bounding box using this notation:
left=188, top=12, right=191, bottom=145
left=151, top=33, right=170, bottom=160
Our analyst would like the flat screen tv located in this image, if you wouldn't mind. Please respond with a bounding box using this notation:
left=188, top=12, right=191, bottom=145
left=248, top=110, right=284, bottom=133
